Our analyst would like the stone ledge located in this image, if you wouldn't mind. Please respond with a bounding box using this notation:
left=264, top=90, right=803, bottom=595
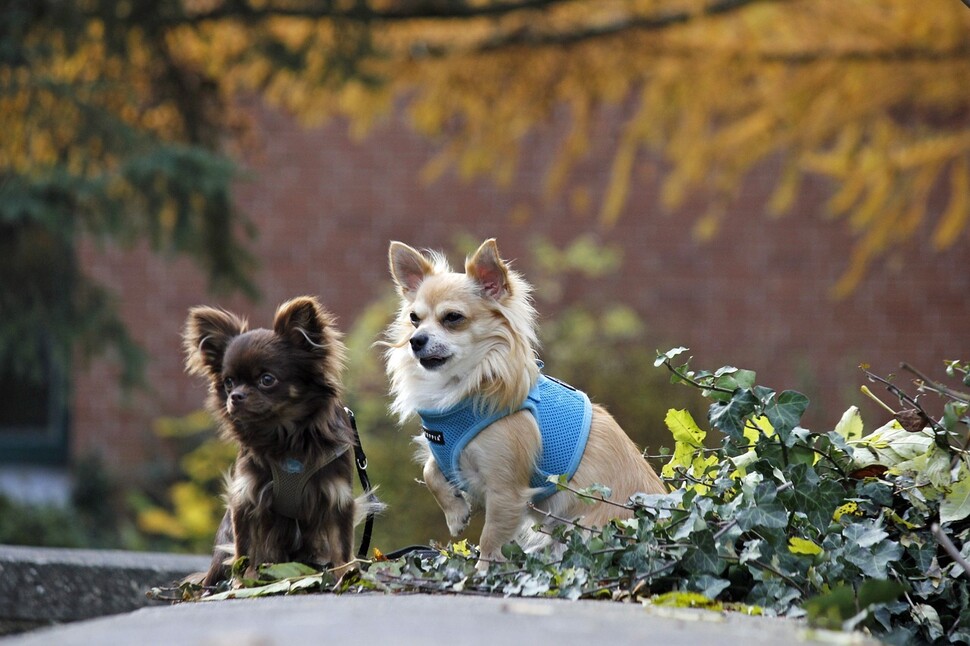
left=0, top=544, right=209, bottom=633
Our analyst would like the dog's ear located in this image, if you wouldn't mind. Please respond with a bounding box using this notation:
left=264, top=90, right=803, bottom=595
left=273, top=295, right=336, bottom=352
left=389, top=241, right=433, bottom=300
left=466, top=238, right=511, bottom=300
left=184, top=307, right=247, bottom=377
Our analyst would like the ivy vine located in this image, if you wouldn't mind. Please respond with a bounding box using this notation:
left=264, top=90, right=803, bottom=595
left=155, top=350, right=970, bottom=645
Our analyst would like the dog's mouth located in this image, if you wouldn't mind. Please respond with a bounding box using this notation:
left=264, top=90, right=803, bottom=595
left=419, top=356, right=450, bottom=370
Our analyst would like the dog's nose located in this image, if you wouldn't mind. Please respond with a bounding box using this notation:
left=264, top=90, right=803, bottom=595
left=409, top=333, right=428, bottom=353
left=230, top=389, right=247, bottom=404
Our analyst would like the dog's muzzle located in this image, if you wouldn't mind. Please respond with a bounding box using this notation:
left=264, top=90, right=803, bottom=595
left=409, top=332, right=450, bottom=370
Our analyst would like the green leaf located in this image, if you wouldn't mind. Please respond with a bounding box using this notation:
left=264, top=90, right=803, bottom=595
left=202, top=579, right=292, bottom=601
left=289, top=575, right=325, bottom=593
left=786, top=464, right=844, bottom=529
left=764, top=390, right=809, bottom=439
left=258, top=561, right=319, bottom=580
left=736, top=483, right=789, bottom=531
left=708, top=389, right=759, bottom=441
left=943, top=400, right=969, bottom=432
left=682, top=531, right=726, bottom=575
left=805, top=583, right=856, bottom=630
left=857, top=579, right=907, bottom=608
left=842, top=523, right=903, bottom=578
left=940, top=462, right=970, bottom=523
left=735, top=501, right=788, bottom=531
left=716, top=368, right=757, bottom=392
left=655, top=346, right=689, bottom=367
left=688, top=575, right=731, bottom=600
left=844, top=520, right=889, bottom=548
left=805, top=579, right=904, bottom=631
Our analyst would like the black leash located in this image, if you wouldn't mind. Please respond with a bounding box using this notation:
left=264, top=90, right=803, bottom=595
left=344, top=407, right=438, bottom=563
left=345, top=407, right=379, bottom=560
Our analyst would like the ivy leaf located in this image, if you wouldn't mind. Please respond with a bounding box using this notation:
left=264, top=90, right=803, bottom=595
left=786, top=464, right=844, bottom=529
left=688, top=574, right=731, bottom=600
left=843, top=520, right=889, bottom=548
left=739, top=538, right=763, bottom=564
left=743, top=415, right=775, bottom=445
left=940, top=462, right=970, bottom=524
left=735, top=501, right=789, bottom=531
left=682, top=531, right=726, bottom=575
left=805, top=583, right=856, bottom=630
left=258, top=561, right=319, bottom=580
left=202, top=579, right=292, bottom=601
left=788, top=537, right=823, bottom=556
left=664, top=409, right=706, bottom=447
left=715, top=368, right=757, bottom=392
left=655, top=347, right=689, bottom=367
left=943, top=400, right=969, bottom=432
left=764, top=390, right=809, bottom=440
left=833, top=406, right=864, bottom=441
left=736, top=483, right=789, bottom=531
left=805, top=580, right=905, bottom=631
left=842, top=524, right=903, bottom=578
left=289, top=575, right=325, bottom=593
left=709, top=389, right=759, bottom=441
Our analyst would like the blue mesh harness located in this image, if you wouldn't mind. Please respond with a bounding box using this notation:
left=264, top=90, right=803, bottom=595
left=417, top=374, right=592, bottom=502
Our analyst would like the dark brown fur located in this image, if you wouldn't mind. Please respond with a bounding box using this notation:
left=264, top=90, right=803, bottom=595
left=183, top=296, right=365, bottom=586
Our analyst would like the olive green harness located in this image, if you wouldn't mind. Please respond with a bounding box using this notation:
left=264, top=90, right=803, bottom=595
left=268, top=445, right=351, bottom=520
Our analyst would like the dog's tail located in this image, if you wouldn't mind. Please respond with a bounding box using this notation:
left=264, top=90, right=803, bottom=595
left=354, top=488, right=386, bottom=526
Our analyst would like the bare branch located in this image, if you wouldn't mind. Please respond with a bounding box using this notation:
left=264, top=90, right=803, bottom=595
left=900, top=362, right=970, bottom=404
left=157, top=0, right=579, bottom=26
left=932, top=523, right=970, bottom=578
left=420, top=0, right=787, bottom=55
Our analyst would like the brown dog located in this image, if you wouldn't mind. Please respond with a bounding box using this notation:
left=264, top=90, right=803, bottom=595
left=183, top=296, right=380, bottom=585
left=383, top=239, right=665, bottom=568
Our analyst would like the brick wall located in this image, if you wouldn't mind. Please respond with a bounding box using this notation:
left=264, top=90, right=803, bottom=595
left=73, top=102, right=970, bottom=479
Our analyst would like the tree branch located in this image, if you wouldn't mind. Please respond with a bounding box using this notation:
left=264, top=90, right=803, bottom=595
left=420, top=0, right=787, bottom=55
left=900, top=362, right=970, bottom=404
left=932, top=523, right=970, bottom=578
left=161, top=0, right=579, bottom=25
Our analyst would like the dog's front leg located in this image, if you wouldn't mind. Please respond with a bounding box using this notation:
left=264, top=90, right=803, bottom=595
left=476, top=485, right=533, bottom=571
left=203, top=509, right=234, bottom=587
left=230, top=507, right=260, bottom=582
left=423, top=455, right=471, bottom=536
left=465, top=413, right=542, bottom=571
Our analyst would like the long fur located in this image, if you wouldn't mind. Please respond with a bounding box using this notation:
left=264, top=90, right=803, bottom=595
left=383, top=239, right=666, bottom=567
left=183, top=296, right=381, bottom=586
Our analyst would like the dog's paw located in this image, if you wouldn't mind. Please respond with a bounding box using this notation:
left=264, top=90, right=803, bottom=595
left=475, top=549, right=505, bottom=573
left=442, top=491, right=470, bottom=535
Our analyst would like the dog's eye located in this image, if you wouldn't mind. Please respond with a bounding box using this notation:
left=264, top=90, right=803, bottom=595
left=259, top=373, right=278, bottom=388
left=442, top=311, right=465, bottom=325
left=223, top=377, right=234, bottom=393
left=409, top=311, right=420, bottom=326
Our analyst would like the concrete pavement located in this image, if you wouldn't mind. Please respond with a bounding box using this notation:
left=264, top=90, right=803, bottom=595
left=0, top=545, right=878, bottom=645
left=1, top=592, right=876, bottom=646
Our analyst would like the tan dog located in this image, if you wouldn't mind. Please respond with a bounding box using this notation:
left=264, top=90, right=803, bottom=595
left=383, top=238, right=665, bottom=567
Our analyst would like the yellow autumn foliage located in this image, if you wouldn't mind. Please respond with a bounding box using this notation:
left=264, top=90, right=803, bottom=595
left=4, top=0, right=969, bottom=294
